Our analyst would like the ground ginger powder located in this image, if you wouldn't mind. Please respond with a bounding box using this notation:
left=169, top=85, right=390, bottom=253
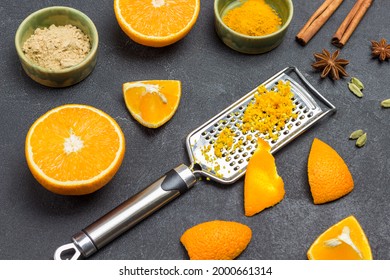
left=23, top=24, right=91, bottom=70
left=223, top=0, right=282, bottom=36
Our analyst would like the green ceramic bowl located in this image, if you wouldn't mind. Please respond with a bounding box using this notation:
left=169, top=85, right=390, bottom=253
left=15, top=6, right=99, bottom=88
left=214, top=0, right=293, bottom=54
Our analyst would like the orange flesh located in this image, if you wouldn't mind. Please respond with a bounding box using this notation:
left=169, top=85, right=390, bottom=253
left=314, top=242, right=362, bottom=260
left=308, top=216, right=372, bottom=260
left=117, top=0, right=198, bottom=37
left=123, top=80, right=181, bottom=127
left=29, top=107, right=120, bottom=181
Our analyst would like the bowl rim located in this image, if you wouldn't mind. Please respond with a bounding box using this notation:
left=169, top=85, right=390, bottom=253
left=15, top=6, right=99, bottom=74
left=214, top=0, right=294, bottom=40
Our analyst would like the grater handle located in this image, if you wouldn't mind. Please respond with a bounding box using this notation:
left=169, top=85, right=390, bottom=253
left=54, top=164, right=197, bottom=260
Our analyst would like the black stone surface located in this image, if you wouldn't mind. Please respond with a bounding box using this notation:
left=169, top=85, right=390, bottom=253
left=0, top=0, right=389, bottom=260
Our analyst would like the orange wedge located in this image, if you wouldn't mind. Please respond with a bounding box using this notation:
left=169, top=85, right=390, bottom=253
left=114, top=0, right=200, bottom=47
left=123, top=80, right=181, bottom=128
left=244, top=138, right=285, bottom=216
left=180, top=220, right=252, bottom=260
left=25, top=104, right=125, bottom=195
left=308, top=138, right=354, bottom=204
left=307, top=216, right=372, bottom=260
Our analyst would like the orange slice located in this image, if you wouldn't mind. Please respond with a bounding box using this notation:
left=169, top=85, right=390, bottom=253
left=244, top=138, right=285, bottom=217
left=307, top=216, right=372, bottom=260
left=308, top=138, right=354, bottom=204
left=25, top=104, right=125, bottom=195
left=123, top=80, right=181, bottom=128
left=180, top=220, right=252, bottom=260
left=114, top=0, right=200, bottom=47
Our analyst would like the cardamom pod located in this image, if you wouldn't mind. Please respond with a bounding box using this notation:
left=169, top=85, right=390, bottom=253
left=381, top=99, right=390, bottom=108
left=351, top=77, right=364, bottom=90
left=348, top=82, right=363, bottom=98
left=356, top=133, right=367, bottom=148
left=349, top=129, right=364, bottom=140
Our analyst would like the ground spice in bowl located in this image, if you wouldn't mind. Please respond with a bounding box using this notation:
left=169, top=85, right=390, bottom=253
left=22, top=24, right=91, bottom=71
left=222, top=0, right=282, bottom=36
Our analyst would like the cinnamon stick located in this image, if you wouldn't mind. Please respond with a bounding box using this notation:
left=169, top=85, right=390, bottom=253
left=332, top=0, right=374, bottom=48
left=296, top=0, right=344, bottom=46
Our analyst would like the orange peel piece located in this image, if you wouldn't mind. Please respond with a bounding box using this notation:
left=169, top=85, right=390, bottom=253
left=308, top=138, right=354, bottom=204
left=244, top=138, right=285, bottom=216
left=180, top=220, right=252, bottom=260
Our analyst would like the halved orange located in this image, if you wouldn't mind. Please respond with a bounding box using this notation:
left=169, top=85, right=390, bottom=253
left=25, top=104, right=125, bottom=195
left=114, top=0, right=200, bottom=47
left=244, top=138, right=285, bottom=217
left=123, top=80, right=181, bottom=128
left=307, top=216, right=372, bottom=260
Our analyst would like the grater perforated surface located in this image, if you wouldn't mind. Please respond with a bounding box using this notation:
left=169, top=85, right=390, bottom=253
left=185, top=67, right=336, bottom=184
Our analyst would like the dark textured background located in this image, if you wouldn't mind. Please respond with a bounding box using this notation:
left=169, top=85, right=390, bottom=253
left=0, top=0, right=389, bottom=260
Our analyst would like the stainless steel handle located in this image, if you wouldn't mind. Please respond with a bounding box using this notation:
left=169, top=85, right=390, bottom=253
left=54, top=164, right=197, bottom=260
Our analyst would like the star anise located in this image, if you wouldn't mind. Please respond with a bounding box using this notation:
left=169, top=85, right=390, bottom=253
left=312, top=49, right=349, bottom=80
left=371, top=38, right=390, bottom=61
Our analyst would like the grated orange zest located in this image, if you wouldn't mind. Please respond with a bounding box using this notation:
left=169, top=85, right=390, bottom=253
left=242, top=81, right=297, bottom=140
left=213, top=81, right=297, bottom=158
left=213, top=127, right=235, bottom=157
